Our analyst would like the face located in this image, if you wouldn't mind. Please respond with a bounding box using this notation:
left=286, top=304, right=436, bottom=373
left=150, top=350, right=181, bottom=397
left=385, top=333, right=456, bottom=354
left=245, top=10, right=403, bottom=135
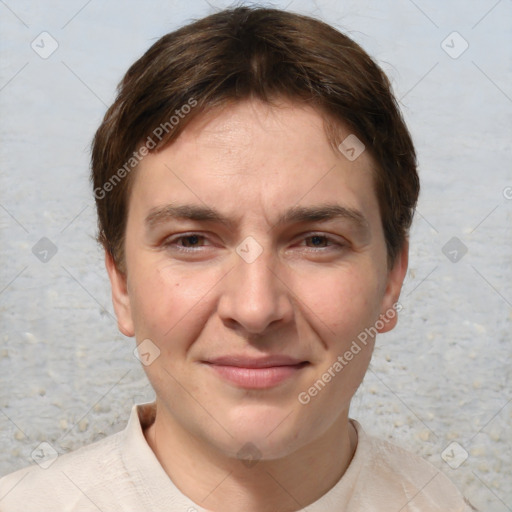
left=107, top=99, right=407, bottom=460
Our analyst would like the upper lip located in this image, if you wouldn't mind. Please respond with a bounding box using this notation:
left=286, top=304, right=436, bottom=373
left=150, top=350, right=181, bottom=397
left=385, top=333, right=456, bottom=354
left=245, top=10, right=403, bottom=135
left=204, top=355, right=308, bottom=369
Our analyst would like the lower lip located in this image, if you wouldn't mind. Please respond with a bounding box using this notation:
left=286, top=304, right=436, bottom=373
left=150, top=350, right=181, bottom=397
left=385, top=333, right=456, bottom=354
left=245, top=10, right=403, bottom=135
left=206, top=363, right=308, bottom=389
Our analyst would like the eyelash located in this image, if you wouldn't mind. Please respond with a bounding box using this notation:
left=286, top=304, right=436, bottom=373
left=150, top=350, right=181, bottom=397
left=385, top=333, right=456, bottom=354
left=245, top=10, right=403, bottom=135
left=164, top=234, right=210, bottom=251
left=162, top=232, right=346, bottom=252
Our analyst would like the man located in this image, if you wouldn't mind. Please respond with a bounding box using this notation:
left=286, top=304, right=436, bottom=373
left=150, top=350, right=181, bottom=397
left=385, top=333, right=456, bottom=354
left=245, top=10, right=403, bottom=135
left=0, top=6, right=475, bottom=511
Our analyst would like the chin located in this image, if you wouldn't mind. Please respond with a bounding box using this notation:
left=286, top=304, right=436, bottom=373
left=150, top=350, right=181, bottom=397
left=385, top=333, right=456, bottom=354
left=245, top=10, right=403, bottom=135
left=219, top=405, right=309, bottom=460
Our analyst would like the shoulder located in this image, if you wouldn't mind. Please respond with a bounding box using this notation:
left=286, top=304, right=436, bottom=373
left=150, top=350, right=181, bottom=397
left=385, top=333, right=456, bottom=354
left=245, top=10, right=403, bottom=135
left=0, top=431, right=126, bottom=512
left=350, top=421, right=477, bottom=511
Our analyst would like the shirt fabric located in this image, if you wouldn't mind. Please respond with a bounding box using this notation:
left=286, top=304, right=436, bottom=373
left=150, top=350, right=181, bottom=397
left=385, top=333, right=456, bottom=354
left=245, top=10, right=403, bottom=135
left=0, top=403, right=475, bottom=511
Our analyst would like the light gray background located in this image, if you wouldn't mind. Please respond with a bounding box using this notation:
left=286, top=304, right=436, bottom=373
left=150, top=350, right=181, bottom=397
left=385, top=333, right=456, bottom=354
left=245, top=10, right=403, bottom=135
left=1, top=1, right=511, bottom=510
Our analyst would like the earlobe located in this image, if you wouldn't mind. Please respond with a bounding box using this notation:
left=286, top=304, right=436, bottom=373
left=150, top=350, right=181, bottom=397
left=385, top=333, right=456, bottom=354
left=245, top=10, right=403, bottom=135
left=104, top=250, right=135, bottom=337
left=377, top=241, right=409, bottom=334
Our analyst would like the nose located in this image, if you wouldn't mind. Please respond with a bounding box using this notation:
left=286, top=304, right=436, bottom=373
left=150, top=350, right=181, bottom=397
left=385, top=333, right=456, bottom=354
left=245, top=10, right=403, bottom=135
left=217, top=248, right=294, bottom=335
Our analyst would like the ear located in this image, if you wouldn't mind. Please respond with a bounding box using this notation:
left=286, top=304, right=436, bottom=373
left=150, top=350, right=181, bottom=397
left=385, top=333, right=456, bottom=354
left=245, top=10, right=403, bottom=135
left=105, top=250, right=135, bottom=337
left=377, top=241, right=409, bottom=334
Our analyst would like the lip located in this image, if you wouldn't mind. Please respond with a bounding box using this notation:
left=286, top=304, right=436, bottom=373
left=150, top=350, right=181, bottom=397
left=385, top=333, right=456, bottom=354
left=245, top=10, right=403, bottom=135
left=203, top=355, right=310, bottom=389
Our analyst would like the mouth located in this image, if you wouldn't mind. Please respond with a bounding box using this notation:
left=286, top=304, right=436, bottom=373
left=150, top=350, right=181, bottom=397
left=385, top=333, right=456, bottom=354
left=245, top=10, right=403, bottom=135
left=202, top=355, right=310, bottom=389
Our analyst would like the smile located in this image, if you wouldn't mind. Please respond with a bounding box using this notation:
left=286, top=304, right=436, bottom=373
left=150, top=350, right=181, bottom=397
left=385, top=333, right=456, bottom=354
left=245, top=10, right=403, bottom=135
left=203, top=356, right=310, bottom=389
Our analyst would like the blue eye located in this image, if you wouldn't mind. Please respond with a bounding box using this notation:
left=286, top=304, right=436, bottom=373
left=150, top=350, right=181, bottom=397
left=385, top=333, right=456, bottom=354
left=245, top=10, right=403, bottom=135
left=306, top=235, right=330, bottom=247
left=302, top=234, right=344, bottom=249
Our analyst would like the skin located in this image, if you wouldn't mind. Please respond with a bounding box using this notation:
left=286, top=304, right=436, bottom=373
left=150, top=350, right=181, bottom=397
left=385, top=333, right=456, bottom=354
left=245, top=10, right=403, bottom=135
left=106, top=99, right=408, bottom=512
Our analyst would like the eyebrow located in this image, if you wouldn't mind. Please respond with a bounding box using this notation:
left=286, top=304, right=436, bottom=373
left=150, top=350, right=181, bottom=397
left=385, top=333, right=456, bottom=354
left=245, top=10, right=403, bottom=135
left=145, top=204, right=235, bottom=229
left=144, top=203, right=369, bottom=233
left=275, top=204, right=369, bottom=231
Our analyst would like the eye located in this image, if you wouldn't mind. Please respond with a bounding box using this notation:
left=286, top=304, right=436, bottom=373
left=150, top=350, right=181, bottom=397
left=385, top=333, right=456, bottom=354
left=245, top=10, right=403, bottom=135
left=300, top=233, right=346, bottom=250
left=305, top=235, right=331, bottom=248
left=163, top=233, right=210, bottom=251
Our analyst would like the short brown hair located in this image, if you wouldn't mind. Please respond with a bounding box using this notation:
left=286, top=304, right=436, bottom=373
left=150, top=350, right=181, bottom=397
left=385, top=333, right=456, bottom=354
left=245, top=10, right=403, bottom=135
left=91, top=6, right=419, bottom=273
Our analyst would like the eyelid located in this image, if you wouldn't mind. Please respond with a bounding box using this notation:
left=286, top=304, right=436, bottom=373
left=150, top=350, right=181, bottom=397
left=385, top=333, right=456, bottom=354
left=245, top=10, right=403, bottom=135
left=296, top=232, right=348, bottom=248
left=162, top=231, right=348, bottom=253
left=163, top=232, right=213, bottom=251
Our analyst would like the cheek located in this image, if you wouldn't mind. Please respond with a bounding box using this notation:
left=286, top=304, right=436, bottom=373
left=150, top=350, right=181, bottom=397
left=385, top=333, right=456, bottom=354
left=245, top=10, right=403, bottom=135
left=294, top=265, right=383, bottom=340
left=128, top=261, right=219, bottom=348
left=293, top=269, right=382, bottom=420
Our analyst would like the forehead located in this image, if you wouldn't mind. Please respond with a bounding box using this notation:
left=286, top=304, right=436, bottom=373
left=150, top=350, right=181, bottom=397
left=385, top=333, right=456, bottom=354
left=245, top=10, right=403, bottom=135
left=166, top=99, right=344, bottom=167
left=130, top=99, right=379, bottom=228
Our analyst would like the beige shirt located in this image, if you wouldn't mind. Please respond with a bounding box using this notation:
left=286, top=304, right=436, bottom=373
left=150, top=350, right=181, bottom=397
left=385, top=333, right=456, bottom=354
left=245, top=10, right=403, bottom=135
left=0, top=403, right=475, bottom=511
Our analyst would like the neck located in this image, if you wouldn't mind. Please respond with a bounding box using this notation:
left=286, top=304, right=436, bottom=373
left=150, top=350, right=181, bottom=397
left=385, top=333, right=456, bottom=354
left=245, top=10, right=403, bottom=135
left=144, top=402, right=357, bottom=512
